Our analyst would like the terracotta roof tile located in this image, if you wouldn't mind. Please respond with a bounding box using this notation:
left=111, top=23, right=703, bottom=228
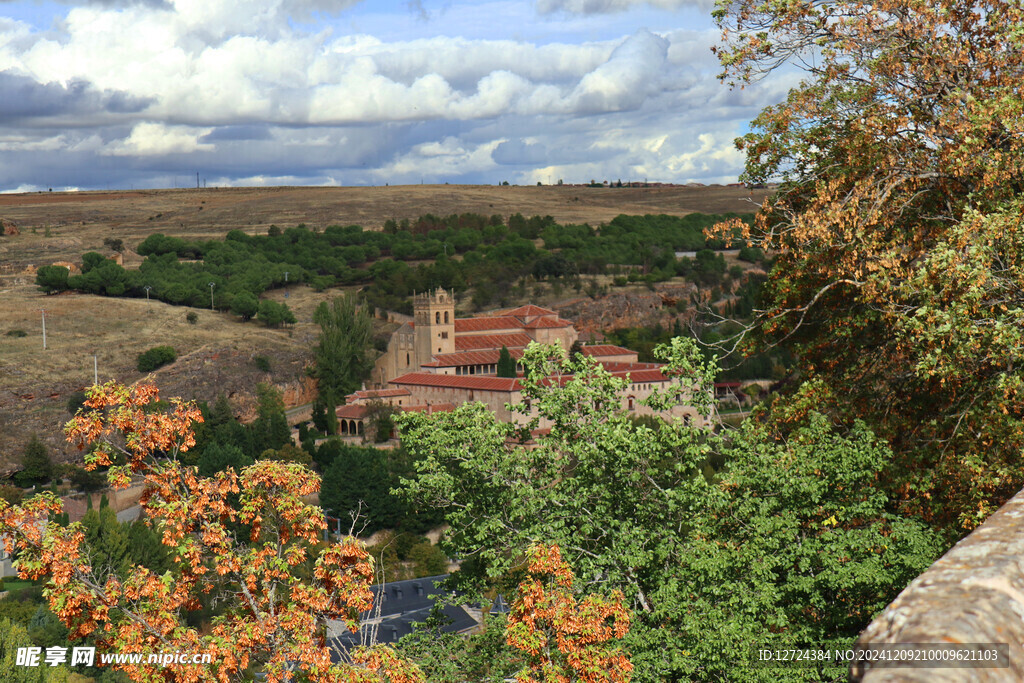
left=391, top=373, right=522, bottom=392
left=454, top=333, right=533, bottom=351
left=454, top=316, right=525, bottom=333
left=523, top=316, right=574, bottom=329
left=502, top=304, right=558, bottom=318
left=580, top=345, right=636, bottom=358
left=421, top=349, right=524, bottom=368
left=346, top=388, right=412, bottom=401
left=336, top=404, right=368, bottom=419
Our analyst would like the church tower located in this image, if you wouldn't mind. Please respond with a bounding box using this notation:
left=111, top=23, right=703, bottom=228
left=413, top=288, right=455, bottom=369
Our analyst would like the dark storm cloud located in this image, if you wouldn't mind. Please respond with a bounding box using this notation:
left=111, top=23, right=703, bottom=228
left=0, top=71, right=151, bottom=123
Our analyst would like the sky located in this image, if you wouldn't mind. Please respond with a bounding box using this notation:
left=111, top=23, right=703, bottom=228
left=0, top=0, right=793, bottom=192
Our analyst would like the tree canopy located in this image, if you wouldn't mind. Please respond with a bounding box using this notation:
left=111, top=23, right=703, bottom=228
left=313, top=295, right=375, bottom=401
left=0, top=382, right=425, bottom=683
left=397, top=341, right=941, bottom=681
left=712, top=0, right=1024, bottom=530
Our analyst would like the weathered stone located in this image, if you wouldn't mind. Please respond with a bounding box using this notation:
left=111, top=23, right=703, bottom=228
left=1, top=219, right=18, bottom=236
left=851, top=487, right=1024, bottom=682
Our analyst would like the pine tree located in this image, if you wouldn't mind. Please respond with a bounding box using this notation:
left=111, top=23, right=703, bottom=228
left=496, top=346, right=516, bottom=378
left=18, top=435, right=52, bottom=486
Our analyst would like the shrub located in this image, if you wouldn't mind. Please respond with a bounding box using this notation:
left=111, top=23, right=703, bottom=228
left=254, top=356, right=271, bottom=372
left=6, top=329, right=28, bottom=337
left=66, top=391, right=88, bottom=414
left=186, top=311, right=198, bottom=324
left=137, top=345, right=177, bottom=372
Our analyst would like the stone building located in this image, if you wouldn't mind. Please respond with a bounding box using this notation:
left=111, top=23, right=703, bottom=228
left=373, top=290, right=578, bottom=388
left=342, top=290, right=708, bottom=435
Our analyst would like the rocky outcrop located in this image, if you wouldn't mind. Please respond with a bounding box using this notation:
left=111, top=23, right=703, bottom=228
left=1, top=219, right=18, bottom=236
left=558, top=283, right=698, bottom=334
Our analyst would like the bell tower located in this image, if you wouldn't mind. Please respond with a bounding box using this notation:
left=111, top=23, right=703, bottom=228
left=413, top=288, right=455, bottom=369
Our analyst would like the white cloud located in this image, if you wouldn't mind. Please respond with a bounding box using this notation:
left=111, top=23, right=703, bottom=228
left=0, top=0, right=789, bottom=190
left=103, top=121, right=213, bottom=155
left=536, top=0, right=712, bottom=14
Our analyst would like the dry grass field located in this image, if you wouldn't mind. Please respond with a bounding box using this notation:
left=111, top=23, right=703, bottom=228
left=0, top=183, right=767, bottom=470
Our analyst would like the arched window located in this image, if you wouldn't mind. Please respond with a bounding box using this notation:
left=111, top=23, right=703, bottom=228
left=444, top=311, right=449, bottom=323
left=435, top=312, right=440, bottom=324
left=406, top=353, right=410, bottom=366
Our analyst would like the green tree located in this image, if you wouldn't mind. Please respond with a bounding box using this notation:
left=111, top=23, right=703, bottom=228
left=34, top=266, right=70, bottom=294
left=103, top=237, right=125, bottom=253
left=81, top=505, right=131, bottom=579
left=248, top=383, right=291, bottom=452
left=0, top=617, right=72, bottom=682
left=197, top=441, right=253, bottom=477
left=321, top=444, right=405, bottom=535
left=364, top=400, right=399, bottom=442
left=136, top=345, right=176, bottom=373
left=231, top=291, right=259, bottom=321
left=397, top=341, right=941, bottom=681
left=256, top=300, right=295, bottom=327
left=713, top=0, right=1024, bottom=530
left=496, top=346, right=516, bottom=378
left=17, top=435, right=52, bottom=487
left=313, top=294, right=375, bottom=400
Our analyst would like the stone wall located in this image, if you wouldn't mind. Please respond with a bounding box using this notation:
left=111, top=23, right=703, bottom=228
left=851, top=487, right=1024, bottom=681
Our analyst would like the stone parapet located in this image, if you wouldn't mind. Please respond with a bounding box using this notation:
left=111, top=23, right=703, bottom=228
left=851, top=487, right=1024, bottom=681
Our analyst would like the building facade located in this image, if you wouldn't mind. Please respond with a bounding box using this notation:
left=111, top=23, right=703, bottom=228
left=343, top=290, right=707, bottom=435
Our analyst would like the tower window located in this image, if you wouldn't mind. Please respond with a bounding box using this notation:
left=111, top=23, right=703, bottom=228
left=444, top=312, right=449, bottom=323
left=436, top=312, right=440, bottom=323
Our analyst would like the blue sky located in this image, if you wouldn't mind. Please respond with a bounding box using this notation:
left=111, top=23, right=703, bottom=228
left=0, top=0, right=789, bottom=192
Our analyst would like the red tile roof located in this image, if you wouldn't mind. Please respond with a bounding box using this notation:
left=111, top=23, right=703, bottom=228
left=391, top=373, right=522, bottom=392
left=454, top=316, right=524, bottom=333
left=503, top=304, right=558, bottom=318
left=523, top=316, right=574, bottom=329
left=614, top=369, right=673, bottom=384
left=455, top=333, right=533, bottom=351
left=346, top=388, right=412, bottom=401
left=336, top=404, right=368, bottom=419
left=421, top=348, right=524, bottom=368
left=580, top=345, right=636, bottom=358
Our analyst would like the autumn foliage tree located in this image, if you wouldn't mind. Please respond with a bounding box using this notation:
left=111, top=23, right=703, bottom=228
left=506, top=544, right=632, bottom=683
left=0, top=382, right=424, bottom=683
left=713, top=0, right=1024, bottom=529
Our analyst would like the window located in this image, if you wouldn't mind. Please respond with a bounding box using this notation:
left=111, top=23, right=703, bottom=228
left=406, top=353, right=410, bottom=365
left=441, top=331, right=449, bottom=339
left=444, top=311, right=449, bottom=323
left=627, top=396, right=635, bottom=411
left=435, top=312, right=441, bottom=324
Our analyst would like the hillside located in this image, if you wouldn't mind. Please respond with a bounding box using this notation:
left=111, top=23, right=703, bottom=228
left=0, top=183, right=768, bottom=470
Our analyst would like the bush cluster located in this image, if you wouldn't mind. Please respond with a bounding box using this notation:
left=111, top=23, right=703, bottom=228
left=137, top=345, right=177, bottom=372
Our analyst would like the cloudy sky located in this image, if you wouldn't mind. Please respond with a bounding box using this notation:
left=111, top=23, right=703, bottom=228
left=0, top=0, right=791, bottom=192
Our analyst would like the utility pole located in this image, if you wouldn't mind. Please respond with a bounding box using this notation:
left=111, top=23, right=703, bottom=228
left=284, top=271, right=289, bottom=298
left=144, top=285, right=152, bottom=302
left=93, top=355, right=98, bottom=385
left=40, top=309, right=46, bottom=350
left=209, top=282, right=216, bottom=309
left=196, top=172, right=200, bottom=189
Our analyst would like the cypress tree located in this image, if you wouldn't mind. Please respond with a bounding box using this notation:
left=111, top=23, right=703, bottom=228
left=497, top=346, right=517, bottom=378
